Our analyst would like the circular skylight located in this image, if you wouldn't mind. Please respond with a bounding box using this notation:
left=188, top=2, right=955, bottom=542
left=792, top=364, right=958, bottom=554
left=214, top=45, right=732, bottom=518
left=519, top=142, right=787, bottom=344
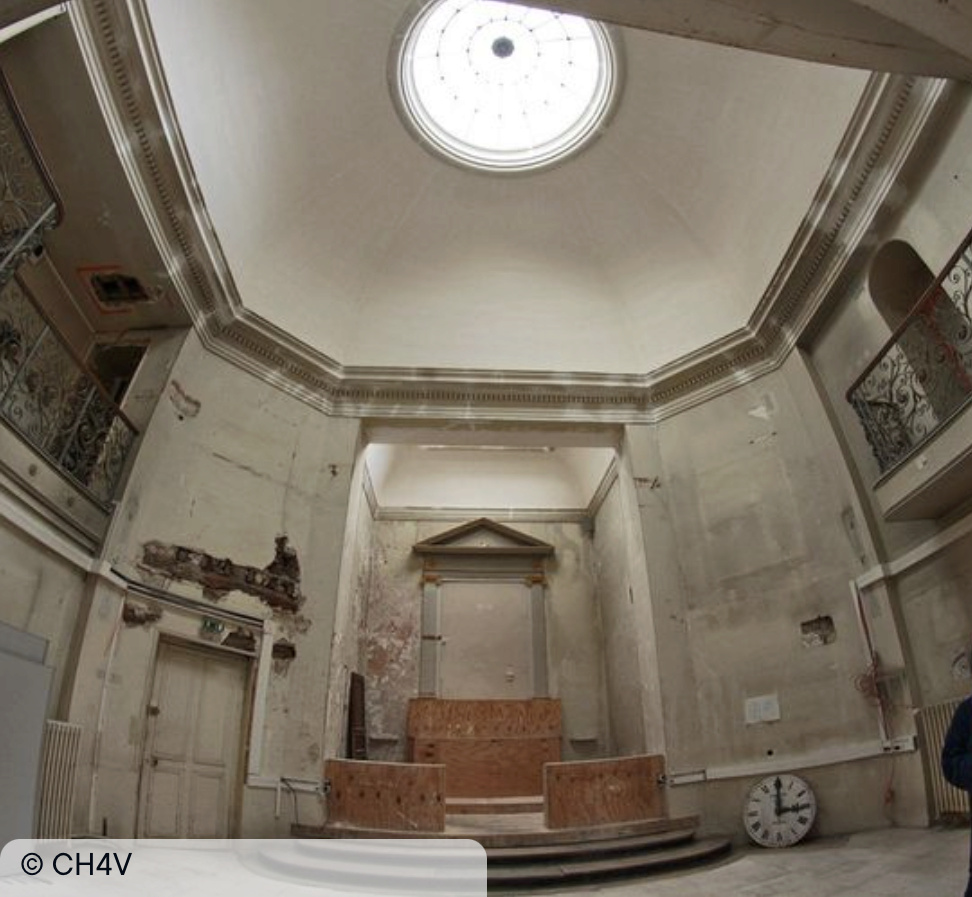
left=395, top=0, right=619, bottom=173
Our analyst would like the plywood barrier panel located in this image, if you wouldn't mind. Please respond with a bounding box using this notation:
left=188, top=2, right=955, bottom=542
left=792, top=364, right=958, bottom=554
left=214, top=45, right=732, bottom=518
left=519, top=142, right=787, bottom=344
left=407, top=698, right=561, bottom=740
left=544, top=754, right=667, bottom=829
left=413, top=737, right=560, bottom=797
left=325, top=759, right=445, bottom=832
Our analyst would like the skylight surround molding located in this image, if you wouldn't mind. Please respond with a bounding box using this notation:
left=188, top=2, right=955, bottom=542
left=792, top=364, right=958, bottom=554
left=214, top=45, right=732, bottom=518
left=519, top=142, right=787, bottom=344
left=394, top=0, right=620, bottom=173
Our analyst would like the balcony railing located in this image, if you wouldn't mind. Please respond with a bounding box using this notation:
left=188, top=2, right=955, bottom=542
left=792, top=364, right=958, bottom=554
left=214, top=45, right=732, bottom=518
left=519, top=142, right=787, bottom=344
left=0, top=73, right=137, bottom=505
left=847, top=229, right=972, bottom=475
left=0, top=73, right=61, bottom=280
left=0, top=278, right=137, bottom=503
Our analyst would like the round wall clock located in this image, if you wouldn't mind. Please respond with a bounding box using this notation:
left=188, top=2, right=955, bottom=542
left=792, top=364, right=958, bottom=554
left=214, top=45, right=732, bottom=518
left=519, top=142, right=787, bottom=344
left=743, top=773, right=817, bottom=847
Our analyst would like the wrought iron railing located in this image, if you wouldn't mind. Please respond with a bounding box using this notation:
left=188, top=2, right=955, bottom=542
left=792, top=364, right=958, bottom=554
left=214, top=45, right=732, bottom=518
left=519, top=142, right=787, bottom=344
left=0, top=73, right=137, bottom=504
left=847, top=229, right=972, bottom=474
left=0, top=278, right=137, bottom=503
left=0, top=72, right=61, bottom=280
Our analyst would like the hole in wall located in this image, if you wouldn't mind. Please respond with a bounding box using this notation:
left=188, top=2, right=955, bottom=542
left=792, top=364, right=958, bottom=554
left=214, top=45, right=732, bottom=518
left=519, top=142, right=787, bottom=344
left=801, top=615, right=836, bottom=647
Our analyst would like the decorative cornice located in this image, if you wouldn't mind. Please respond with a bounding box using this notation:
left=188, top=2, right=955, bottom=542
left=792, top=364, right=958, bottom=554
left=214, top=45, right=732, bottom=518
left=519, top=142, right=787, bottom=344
left=374, top=506, right=589, bottom=524
left=69, top=0, right=961, bottom=424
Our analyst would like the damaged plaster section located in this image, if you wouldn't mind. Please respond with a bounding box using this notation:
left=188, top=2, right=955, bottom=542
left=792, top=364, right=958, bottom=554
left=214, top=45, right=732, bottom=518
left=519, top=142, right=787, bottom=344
left=141, top=535, right=304, bottom=612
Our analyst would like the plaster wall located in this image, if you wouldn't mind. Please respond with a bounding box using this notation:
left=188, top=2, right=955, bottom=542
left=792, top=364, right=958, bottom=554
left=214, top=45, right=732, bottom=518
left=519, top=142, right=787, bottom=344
left=361, top=517, right=607, bottom=761
left=890, top=528, right=972, bottom=708
left=322, top=449, right=375, bottom=760
left=687, top=751, right=926, bottom=841
left=65, top=332, right=359, bottom=836
left=803, top=93, right=972, bottom=761
left=628, top=354, right=926, bottom=832
left=591, top=461, right=666, bottom=757
left=112, top=328, right=188, bottom=434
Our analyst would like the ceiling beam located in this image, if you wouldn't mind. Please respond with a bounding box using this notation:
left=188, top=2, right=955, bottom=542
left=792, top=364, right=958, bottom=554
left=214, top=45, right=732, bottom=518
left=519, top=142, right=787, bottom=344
left=514, top=0, right=972, bottom=81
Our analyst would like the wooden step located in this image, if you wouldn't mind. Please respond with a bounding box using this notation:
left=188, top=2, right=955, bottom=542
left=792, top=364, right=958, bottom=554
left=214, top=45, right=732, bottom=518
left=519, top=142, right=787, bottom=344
left=486, top=836, right=733, bottom=886
left=446, top=796, right=544, bottom=815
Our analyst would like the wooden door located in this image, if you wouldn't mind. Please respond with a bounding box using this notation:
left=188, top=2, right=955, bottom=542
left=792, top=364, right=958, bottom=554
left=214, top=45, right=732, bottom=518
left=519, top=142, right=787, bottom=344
left=138, top=641, right=248, bottom=837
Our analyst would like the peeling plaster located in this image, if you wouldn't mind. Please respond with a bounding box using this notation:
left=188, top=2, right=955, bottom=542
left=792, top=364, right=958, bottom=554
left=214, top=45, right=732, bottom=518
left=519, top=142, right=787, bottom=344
left=140, top=537, right=303, bottom=611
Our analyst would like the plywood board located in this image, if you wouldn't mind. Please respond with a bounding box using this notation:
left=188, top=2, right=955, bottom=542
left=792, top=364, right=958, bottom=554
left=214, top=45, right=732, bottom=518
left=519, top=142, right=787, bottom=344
left=413, top=737, right=560, bottom=797
left=406, top=699, right=562, bottom=798
left=544, top=755, right=667, bottom=829
left=407, top=698, right=561, bottom=739
left=325, top=759, right=445, bottom=832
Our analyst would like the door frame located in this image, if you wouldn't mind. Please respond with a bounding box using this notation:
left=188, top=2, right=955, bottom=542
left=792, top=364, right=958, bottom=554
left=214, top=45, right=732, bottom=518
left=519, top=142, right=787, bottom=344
left=136, top=632, right=255, bottom=838
left=420, top=567, right=549, bottom=698
left=436, top=576, right=538, bottom=699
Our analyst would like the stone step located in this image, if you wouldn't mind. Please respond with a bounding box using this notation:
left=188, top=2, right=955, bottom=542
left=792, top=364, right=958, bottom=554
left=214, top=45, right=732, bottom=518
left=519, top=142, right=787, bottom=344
left=486, top=836, right=733, bottom=886
left=446, top=813, right=700, bottom=848
left=296, top=813, right=732, bottom=887
left=300, top=813, right=702, bottom=849
left=485, top=825, right=695, bottom=863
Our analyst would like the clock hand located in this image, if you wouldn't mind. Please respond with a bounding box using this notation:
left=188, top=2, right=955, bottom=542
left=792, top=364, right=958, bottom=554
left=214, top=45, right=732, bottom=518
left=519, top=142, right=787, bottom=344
left=773, top=777, right=783, bottom=816
left=778, top=802, right=813, bottom=814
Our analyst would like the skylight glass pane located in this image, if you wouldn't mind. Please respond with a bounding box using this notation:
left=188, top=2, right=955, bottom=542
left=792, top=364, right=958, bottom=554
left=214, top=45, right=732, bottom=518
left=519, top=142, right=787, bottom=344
left=395, top=0, right=619, bottom=172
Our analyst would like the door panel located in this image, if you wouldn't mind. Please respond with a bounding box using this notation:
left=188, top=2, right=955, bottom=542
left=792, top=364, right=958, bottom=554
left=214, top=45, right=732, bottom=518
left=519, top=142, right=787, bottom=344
left=440, top=581, right=533, bottom=699
left=139, top=641, right=247, bottom=838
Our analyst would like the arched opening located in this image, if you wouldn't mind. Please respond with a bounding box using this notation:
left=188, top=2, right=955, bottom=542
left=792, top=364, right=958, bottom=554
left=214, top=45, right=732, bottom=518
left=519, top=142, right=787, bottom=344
left=865, top=239, right=971, bottom=436
left=867, top=239, right=935, bottom=330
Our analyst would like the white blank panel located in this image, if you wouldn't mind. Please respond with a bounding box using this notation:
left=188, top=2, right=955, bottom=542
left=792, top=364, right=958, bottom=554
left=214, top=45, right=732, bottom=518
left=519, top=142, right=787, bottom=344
left=440, top=581, right=533, bottom=699
left=0, top=649, right=53, bottom=846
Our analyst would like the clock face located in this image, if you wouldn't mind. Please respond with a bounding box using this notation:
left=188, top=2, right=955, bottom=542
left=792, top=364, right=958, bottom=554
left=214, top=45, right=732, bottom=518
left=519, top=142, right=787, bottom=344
left=743, top=773, right=816, bottom=848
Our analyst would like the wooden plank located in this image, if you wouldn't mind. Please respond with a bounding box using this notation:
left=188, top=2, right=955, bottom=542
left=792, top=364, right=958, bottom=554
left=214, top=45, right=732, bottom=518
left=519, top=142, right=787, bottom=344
left=347, top=672, right=367, bottom=759
left=544, top=755, right=667, bottom=829
left=407, top=698, right=561, bottom=739
left=414, top=737, right=560, bottom=797
left=325, top=759, right=445, bottom=832
left=445, top=796, right=544, bottom=815
left=406, top=699, right=563, bottom=798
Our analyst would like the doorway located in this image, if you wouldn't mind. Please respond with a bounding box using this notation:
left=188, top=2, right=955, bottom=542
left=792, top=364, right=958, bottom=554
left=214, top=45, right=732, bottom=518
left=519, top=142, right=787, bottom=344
left=138, top=640, right=249, bottom=837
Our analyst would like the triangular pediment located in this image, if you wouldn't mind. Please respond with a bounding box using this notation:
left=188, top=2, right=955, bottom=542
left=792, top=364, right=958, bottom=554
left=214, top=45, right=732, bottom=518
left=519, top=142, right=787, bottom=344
left=413, top=518, right=554, bottom=557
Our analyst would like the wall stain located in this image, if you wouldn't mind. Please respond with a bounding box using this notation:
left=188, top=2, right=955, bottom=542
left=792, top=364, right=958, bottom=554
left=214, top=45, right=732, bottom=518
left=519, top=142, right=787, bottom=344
left=167, top=380, right=200, bottom=419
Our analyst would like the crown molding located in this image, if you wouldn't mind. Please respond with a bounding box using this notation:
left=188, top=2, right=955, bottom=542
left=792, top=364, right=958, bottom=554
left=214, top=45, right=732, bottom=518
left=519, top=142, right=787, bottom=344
left=69, top=0, right=961, bottom=424
left=373, top=506, right=590, bottom=524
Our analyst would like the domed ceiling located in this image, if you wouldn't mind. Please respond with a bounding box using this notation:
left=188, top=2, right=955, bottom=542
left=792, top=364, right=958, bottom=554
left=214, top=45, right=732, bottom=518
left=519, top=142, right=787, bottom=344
left=142, top=0, right=867, bottom=377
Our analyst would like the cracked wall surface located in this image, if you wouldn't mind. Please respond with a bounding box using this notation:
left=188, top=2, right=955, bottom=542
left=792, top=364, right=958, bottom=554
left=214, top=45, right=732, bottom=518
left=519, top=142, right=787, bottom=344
left=66, top=332, right=360, bottom=836
left=361, top=517, right=606, bottom=762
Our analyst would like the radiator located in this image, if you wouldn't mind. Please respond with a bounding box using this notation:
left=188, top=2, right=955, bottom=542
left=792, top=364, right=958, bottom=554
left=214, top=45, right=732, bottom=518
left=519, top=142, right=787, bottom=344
left=35, top=720, right=82, bottom=839
left=917, top=698, right=970, bottom=822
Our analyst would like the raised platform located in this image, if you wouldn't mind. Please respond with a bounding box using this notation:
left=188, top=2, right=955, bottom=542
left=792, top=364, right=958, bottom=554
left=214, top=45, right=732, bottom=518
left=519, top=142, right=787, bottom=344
left=296, top=813, right=732, bottom=886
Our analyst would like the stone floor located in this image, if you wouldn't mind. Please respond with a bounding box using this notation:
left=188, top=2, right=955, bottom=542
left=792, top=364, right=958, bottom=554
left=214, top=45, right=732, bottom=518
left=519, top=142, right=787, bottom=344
left=499, top=827, right=970, bottom=896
